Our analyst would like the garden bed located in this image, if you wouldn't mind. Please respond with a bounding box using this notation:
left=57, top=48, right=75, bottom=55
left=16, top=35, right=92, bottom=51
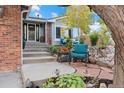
left=26, top=74, right=113, bottom=88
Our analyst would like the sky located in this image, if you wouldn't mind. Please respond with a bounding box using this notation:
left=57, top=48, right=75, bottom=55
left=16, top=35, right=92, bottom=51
left=29, top=5, right=67, bottom=19
left=29, top=5, right=101, bottom=31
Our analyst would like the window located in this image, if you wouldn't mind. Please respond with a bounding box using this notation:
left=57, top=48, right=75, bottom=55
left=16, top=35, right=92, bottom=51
left=56, top=27, right=61, bottom=38
left=69, top=29, right=72, bottom=38
left=36, top=24, right=39, bottom=41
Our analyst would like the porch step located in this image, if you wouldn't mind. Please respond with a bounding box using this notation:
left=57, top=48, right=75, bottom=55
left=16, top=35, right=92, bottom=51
left=25, top=46, right=49, bottom=48
left=23, top=56, right=56, bottom=64
left=25, top=42, right=49, bottom=48
left=23, top=52, right=51, bottom=57
left=25, top=42, right=48, bottom=46
left=23, top=48, right=49, bottom=52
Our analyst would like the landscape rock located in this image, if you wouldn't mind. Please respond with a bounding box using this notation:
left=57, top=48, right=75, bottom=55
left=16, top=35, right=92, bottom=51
left=100, top=83, right=107, bottom=88
left=86, top=83, right=94, bottom=88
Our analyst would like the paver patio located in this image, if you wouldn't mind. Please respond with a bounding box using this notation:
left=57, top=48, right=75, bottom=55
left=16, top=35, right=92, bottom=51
left=69, top=62, right=113, bottom=80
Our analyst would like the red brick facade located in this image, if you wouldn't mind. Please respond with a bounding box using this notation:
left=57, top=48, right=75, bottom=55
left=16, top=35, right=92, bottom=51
left=0, top=6, right=21, bottom=71
left=46, top=23, right=52, bottom=45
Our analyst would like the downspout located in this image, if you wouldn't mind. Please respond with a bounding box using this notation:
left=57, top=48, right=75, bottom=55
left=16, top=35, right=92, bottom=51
left=21, top=10, right=24, bottom=66
left=21, top=9, right=30, bottom=65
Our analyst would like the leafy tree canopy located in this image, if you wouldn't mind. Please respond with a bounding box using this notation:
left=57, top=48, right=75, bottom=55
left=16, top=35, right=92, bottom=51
left=63, top=5, right=92, bottom=34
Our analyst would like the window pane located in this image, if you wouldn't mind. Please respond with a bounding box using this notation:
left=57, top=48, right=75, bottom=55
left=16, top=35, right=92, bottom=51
left=39, top=23, right=45, bottom=42
left=36, top=24, right=39, bottom=41
left=69, top=29, right=72, bottom=38
left=28, top=24, right=35, bottom=41
left=56, top=27, right=61, bottom=38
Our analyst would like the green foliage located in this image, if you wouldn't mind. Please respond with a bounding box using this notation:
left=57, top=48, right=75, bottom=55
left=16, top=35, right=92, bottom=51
left=92, top=18, right=110, bottom=48
left=89, top=31, right=99, bottom=46
left=41, top=73, right=86, bottom=88
left=98, top=19, right=108, bottom=33
left=79, top=37, right=84, bottom=44
left=98, top=32, right=110, bottom=48
left=64, top=37, right=73, bottom=49
left=49, top=45, right=59, bottom=53
left=103, top=34, right=110, bottom=46
left=63, top=5, right=92, bottom=35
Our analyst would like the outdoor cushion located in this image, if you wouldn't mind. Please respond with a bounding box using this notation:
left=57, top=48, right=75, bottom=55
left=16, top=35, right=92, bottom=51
left=73, top=44, right=88, bottom=53
left=71, top=52, right=87, bottom=59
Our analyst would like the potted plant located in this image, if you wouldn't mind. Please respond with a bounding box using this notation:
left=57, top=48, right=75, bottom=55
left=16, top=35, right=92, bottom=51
left=59, top=46, right=70, bottom=53
left=89, top=32, right=99, bottom=46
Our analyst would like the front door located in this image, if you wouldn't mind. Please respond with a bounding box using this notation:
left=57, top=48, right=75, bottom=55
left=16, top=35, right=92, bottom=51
left=28, top=24, right=36, bottom=41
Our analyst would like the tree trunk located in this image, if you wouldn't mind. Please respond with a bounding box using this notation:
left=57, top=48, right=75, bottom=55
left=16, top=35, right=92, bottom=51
left=89, top=5, right=124, bottom=87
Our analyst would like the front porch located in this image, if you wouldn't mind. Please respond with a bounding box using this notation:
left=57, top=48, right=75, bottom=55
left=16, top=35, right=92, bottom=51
left=22, top=41, right=76, bottom=87
left=23, top=18, right=52, bottom=45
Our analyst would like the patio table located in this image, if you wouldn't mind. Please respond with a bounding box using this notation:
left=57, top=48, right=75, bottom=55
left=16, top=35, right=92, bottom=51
left=57, top=51, right=71, bottom=63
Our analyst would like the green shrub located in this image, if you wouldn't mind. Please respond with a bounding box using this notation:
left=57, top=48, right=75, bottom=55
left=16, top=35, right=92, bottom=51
left=89, top=32, right=99, bottom=46
left=103, top=34, right=110, bottom=46
left=98, top=33, right=110, bottom=49
left=41, top=73, right=86, bottom=88
left=64, top=37, right=73, bottom=49
left=49, top=45, right=59, bottom=53
left=79, top=37, right=84, bottom=44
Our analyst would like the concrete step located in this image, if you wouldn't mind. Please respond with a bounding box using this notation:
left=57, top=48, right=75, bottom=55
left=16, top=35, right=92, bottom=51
left=25, top=46, right=49, bottom=49
left=23, top=52, right=51, bottom=57
left=23, top=48, right=49, bottom=52
left=24, top=47, right=48, bottom=50
left=23, top=56, right=56, bottom=64
left=26, top=43, right=48, bottom=46
left=23, top=50, right=49, bottom=52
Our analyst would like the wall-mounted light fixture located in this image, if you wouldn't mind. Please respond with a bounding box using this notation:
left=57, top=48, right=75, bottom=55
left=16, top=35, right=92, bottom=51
left=0, top=6, right=4, bottom=17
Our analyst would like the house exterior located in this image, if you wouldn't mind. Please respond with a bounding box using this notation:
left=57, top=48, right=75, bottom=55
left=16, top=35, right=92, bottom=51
left=22, top=11, right=81, bottom=45
left=0, top=5, right=80, bottom=72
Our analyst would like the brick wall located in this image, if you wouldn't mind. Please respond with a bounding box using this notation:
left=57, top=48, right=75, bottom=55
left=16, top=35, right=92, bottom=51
left=0, top=6, right=21, bottom=72
left=46, top=23, right=52, bottom=45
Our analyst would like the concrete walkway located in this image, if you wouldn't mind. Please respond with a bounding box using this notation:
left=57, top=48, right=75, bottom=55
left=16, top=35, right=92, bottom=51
left=22, top=62, right=75, bottom=82
left=0, top=71, right=22, bottom=88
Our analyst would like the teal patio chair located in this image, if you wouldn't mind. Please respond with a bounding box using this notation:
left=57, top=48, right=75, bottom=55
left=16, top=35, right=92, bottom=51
left=73, top=40, right=79, bottom=45
left=60, top=38, right=67, bottom=45
left=70, top=44, right=89, bottom=62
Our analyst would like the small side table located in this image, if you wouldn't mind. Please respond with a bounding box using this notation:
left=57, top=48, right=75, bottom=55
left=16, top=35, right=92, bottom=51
left=57, top=51, right=71, bottom=63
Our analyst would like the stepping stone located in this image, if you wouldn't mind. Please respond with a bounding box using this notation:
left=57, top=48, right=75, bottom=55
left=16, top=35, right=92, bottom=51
left=100, top=67, right=113, bottom=73
left=100, top=83, right=107, bottom=88
left=87, top=64, right=100, bottom=69
left=98, top=70, right=113, bottom=80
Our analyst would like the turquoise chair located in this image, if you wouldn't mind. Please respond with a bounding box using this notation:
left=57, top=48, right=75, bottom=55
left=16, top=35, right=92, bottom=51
left=73, top=40, right=79, bottom=45
left=70, top=44, right=89, bottom=62
left=60, top=38, right=66, bottom=45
